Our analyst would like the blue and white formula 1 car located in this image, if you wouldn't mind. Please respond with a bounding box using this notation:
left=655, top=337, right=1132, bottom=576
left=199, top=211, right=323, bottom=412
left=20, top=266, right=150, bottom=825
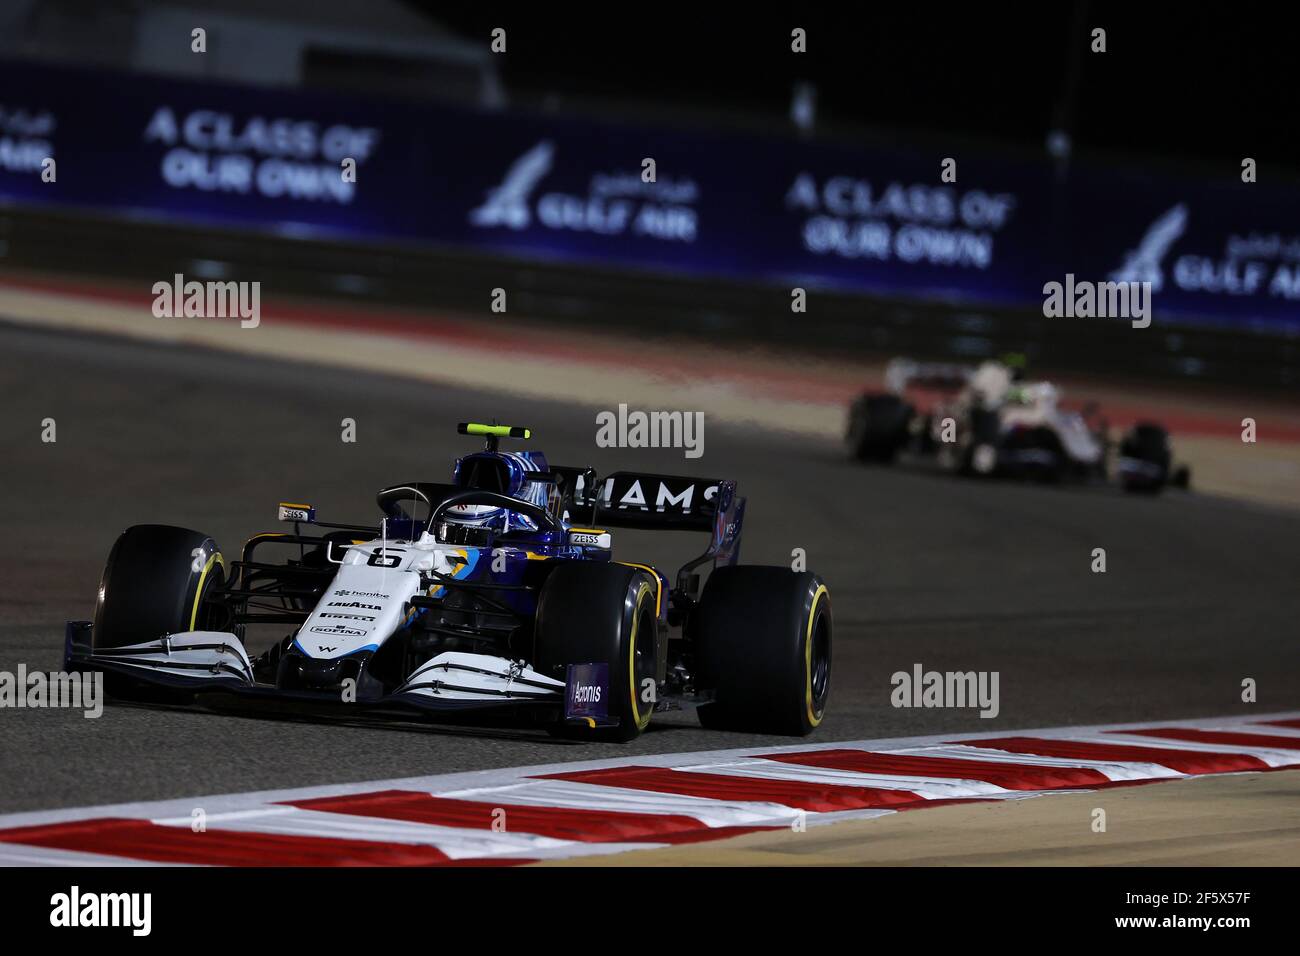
left=66, top=424, right=832, bottom=740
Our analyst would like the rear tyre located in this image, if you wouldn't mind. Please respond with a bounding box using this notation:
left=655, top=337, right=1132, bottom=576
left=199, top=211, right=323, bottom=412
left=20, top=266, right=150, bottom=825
left=1119, top=422, right=1172, bottom=493
left=692, top=566, right=831, bottom=736
left=93, top=524, right=226, bottom=650
left=535, top=562, right=659, bottom=742
left=846, top=394, right=912, bottom=463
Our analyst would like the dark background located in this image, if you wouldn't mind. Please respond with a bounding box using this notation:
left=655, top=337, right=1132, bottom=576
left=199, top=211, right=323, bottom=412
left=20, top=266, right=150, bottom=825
left=424, top=3, right=1297, bottom=173
left=5, top=1, right=1297, bottom=386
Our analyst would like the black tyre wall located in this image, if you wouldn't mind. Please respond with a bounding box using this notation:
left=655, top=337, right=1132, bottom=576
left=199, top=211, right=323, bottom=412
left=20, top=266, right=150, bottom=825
left=692, top=566, right=832, bottom=736
left=93, top=524, right=224, bottom=650
left=534, top=561, right=659, bottom=741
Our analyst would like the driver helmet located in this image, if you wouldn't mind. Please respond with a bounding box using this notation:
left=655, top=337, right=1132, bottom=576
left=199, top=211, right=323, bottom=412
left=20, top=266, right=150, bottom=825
left=439, top=451, right=550, bottom=544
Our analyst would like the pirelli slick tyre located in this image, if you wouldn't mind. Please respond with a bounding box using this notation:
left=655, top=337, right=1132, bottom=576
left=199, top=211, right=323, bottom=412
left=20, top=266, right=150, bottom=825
left=92, top=524, right=226, bottom=651
left=535, top=562, right=659, bottom=742
left=693, top=566, right=831, bottom=736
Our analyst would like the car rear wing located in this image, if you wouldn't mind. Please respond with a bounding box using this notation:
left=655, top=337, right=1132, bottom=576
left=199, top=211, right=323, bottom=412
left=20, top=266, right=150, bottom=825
left=572, top=471, right=745, bottom=586
left=884, top=357, right=974, bottom=395
left=586, top=472, right=724, bottom=531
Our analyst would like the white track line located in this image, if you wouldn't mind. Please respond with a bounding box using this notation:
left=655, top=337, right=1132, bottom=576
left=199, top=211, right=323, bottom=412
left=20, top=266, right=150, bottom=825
left=1, top=711, right=1296, bottom=866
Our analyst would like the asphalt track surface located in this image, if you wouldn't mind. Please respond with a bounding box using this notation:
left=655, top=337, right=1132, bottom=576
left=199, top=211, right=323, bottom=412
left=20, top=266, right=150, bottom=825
left=1, top=321, right=1297, bottom=814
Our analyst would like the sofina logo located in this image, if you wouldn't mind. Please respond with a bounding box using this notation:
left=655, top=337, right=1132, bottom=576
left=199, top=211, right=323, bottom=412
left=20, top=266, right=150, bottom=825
left=310, top=624, right=366, bottom=637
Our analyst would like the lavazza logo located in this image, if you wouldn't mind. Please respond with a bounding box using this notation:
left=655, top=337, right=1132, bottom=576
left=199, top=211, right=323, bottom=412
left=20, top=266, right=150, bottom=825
left=469, top=140, right=699, bottom=242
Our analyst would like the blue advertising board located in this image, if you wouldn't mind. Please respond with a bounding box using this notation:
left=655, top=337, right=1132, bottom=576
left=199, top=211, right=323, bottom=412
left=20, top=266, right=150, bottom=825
left=2, top=59, right=1297, bottom=334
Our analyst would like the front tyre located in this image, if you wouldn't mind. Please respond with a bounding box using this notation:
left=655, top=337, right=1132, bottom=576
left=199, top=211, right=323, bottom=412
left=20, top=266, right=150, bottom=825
left=93, top=524, right=226, bottom=650
left=535, top=562, right=659, bottom=742
left=692, top=567, right=831, bottom=736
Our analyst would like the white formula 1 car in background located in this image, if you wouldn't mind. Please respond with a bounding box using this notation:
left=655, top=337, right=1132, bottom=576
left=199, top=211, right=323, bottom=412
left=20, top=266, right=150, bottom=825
left=846, top=357, right=1191, bottom=492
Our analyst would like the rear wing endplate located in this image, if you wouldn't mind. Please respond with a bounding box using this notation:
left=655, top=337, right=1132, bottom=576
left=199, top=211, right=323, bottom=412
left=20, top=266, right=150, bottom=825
left=579, top=472, right=745, bottom=583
